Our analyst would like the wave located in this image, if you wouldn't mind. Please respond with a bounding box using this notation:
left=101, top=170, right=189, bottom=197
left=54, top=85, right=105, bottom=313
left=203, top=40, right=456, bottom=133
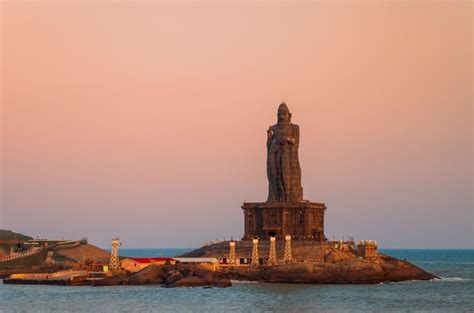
left=231, top=280, right=259, bottom=284
left=431, top=277, right=471, bottom=282
left=392, top=277, right=472, bottom=284
left=418, top=261, right=474, bottom=265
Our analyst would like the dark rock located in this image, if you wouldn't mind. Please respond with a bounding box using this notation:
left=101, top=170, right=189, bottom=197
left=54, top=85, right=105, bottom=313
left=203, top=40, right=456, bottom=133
left=171, top=276, right=232, bottom=288
left=194, top=269, right=213, bottom=282
left=164, top=270, right=182, bottom=285
left=222, top=257, right=437, bottom=284
left=92, top=272, right=128, bottom=286
left=324, top=250, right=356, bottom=263
left=128, top=265, right=163, bottom=285
left=212, top=278, right=232, bottom=288
left=161, top=262, right=175, bottom=274
left=175, top=263, right=193, bottom=278
left=171, top=276, right=208, bottom=287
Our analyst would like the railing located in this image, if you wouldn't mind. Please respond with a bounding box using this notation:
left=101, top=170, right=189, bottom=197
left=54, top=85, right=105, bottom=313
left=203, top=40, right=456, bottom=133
left=0, top=247, right=43, bottom=263
left=202, top=240, right=225, bottom=246
left=0, top=240, right=29, bottom=245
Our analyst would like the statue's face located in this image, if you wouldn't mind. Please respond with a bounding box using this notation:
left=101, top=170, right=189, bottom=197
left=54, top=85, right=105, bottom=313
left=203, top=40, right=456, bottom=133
left=278, top=109, right=290, bottom=124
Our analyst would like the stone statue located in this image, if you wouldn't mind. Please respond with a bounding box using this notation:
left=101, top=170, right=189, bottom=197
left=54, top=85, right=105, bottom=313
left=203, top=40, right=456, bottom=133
left=266, top=103, right=303, bottom=202
left=243, top=103, right=326, bottom=241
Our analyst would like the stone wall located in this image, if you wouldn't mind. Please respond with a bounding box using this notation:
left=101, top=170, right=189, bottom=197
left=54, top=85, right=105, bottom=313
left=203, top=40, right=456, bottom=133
left=242, top=201, right=326, bottom=241
left=181, top=240, right=337, bottom=263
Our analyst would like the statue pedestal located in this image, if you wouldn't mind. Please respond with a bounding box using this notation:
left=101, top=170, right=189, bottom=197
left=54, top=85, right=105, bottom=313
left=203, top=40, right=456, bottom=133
left=241, top=201, right=326, bottom=241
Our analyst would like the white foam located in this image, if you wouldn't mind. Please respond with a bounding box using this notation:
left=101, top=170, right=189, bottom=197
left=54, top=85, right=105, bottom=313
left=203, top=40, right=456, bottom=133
left=431, top=277, right=471, bottom=282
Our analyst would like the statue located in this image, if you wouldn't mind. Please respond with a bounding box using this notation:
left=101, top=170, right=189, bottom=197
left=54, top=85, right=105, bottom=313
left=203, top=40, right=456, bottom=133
left=266, top=103, right=303, bottom=202
left=242, top=102, right=326, bottom=241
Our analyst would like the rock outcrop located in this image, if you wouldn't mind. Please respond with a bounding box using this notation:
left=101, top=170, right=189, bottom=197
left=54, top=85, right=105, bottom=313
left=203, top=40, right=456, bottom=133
left=218, top=254, right=436, bottom=284
left=121, top=263, right=232, bottom=288
left=53, top=244, right=110, bottom=265
left=184, top=242, right=437, bottom=284
left=119, top=252, right=436, bottom=286
left=92, top=272, right=128, bottom=286
left=127, top=265, right=164, bottom=285
left=5, top=253, right=436, bottom=287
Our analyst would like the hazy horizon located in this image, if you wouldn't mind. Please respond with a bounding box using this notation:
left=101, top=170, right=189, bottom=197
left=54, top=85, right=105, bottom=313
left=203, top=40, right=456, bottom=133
left=1, top=2, right=472, bottom=249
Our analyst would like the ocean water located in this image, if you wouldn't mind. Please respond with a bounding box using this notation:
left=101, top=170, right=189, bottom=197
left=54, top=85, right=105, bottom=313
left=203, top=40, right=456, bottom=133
left=1, top=249, right=473, bottom=313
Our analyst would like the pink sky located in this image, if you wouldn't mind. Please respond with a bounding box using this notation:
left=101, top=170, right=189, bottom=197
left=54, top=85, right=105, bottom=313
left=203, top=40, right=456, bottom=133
left=1, top=2, right=472, bottom=248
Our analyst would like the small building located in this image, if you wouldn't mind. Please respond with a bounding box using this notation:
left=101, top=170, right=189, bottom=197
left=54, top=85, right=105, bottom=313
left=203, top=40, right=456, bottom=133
left=357, top=240, right=379, bottom=258
left=335, top=240, right=352, bottom=252
left=174, top=257, right=219, bottom=264
left=87, top=262, right=109, bottom=273
left=175, top=257, right=219, bottom=270
left=218, top=257, right=264, bottom=266
left=120, top=257, right=175, bottom=272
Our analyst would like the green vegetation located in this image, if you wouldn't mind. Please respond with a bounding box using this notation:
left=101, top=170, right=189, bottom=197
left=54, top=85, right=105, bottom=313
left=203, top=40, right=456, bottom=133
left=0, top=230, right=33, bottom=241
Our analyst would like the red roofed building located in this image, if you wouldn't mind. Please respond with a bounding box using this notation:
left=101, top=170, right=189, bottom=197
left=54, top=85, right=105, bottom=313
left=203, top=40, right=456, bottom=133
left=120, top=257, right=175, bottom=272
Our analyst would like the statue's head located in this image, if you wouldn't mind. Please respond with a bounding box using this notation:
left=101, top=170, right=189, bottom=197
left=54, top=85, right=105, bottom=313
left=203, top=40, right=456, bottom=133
left=277, top=102, right=291, bottom=124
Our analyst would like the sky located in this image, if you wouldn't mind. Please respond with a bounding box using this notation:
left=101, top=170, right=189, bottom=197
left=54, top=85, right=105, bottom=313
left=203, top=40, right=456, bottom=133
left=1, top=2, right=472, bottom=249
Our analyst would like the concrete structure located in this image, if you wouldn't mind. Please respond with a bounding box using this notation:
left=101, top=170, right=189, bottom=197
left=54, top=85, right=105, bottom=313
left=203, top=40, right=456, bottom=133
left=335, top=240, right=352, bottom=252
left=120, top=257, right=220, bottom=272
left=242, top=103, right=326, bottom=241
left=87, top=262, right=109, bottom=273
left=175, top=257, right=219, bottom=271
left=185, top=240, right=334, bottom=264
left=174, top=258, right=219, bottom=264
left=9, top=270, right=88, bottom=281
left=0, top=238, right=96, bottom=270
left=242, top=201, right=326, bottom=241
left=357, top=240, right=379, bottom=258
left=120, top=257, right=175, bottom=272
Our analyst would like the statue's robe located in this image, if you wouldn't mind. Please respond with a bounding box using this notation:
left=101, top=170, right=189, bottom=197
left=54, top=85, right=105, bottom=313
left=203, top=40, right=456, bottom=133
left=266, top=122, right=303, bottom=202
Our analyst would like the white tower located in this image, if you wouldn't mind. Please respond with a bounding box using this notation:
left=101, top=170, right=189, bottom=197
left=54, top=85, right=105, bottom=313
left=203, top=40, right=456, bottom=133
left=251, top=238, right=259, bottom=266
left=283, top=235, right=293, bottom=263
left=267, top=237, right=277, bottom=265
left=109, top=238, right=121, bottom=270
left=228, top=241, right=236, bottom=265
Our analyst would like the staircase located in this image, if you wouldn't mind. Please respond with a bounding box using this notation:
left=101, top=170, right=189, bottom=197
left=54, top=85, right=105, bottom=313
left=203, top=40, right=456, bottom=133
left=0, top=247, right=43, bottom=263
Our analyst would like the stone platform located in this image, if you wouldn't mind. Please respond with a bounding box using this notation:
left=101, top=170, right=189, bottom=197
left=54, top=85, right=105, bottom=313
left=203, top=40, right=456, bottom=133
left=242, top=201, right=326, bottom=241
left=181, top=240, right=331, bottom=263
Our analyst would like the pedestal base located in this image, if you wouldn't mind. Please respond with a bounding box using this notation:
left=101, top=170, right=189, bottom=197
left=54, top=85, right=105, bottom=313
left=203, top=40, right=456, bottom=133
left=242, top=201, right=326, bottom=241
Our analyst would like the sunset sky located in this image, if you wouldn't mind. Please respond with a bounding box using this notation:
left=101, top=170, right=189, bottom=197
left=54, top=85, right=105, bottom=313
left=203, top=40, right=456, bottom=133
left=1, top=2, right=472, bottom=248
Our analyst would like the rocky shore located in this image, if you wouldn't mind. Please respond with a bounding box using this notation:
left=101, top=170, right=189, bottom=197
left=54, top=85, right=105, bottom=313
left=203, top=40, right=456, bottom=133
left=121, top=262, right=231, bottom=288
left=2, top=233, right=437, bottom=287
left=218, top=254, right=437, bottom=284
left=179, top=240, right=437, bottom=284
left=4, top=263, right=232, bottom=288
left=5, top=252, right=437, bottom=287
left=0, top=242, right=109, bottom=278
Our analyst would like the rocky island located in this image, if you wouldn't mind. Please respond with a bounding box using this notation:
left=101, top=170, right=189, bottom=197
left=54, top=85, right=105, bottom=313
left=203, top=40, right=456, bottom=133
left=180, top=240, right=437, bottom=284
left=179, top=102, right=437, bottom=285
left=3, top=249, right=435, bottom=287
left=1, top=231, right=437, bottom=287
left=1, top=103, right=437, bottom=287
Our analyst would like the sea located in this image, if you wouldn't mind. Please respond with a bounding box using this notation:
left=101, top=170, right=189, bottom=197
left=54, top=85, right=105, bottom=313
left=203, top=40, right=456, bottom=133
left=0, top=249, right=473, bottom=313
